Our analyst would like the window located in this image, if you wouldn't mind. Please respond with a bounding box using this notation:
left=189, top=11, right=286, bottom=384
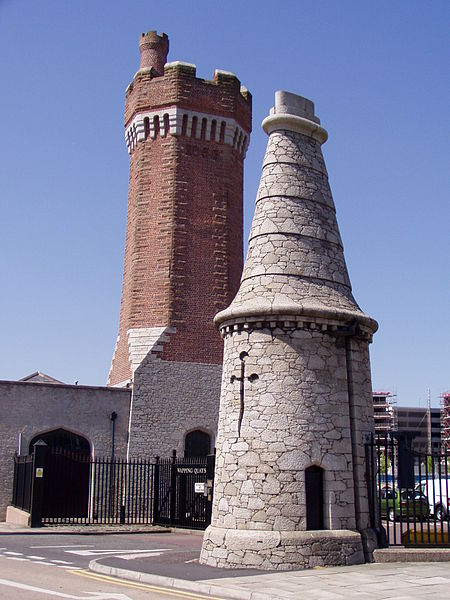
left=184, top=430, right=211, bottom=458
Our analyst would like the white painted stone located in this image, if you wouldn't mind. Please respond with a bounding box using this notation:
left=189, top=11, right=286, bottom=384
left=125, top=106, right=250, bottom=156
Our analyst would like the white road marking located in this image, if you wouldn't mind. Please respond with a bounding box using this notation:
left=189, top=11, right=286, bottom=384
left=34, top=560, right=56, bottom=565
left=117, top=551, right=165, bottom=560
left=30, top=544, right=95, bottom=548
left=52, top=559, right=74, bottom=564
left=0, top=577, right=133, bottom=599
left=4, top=551, right=23, bottom=555
left=27, top=555, right=46, bottom=559
left=5, top=556, right=27, bottom=561
left=65, top=548, right=168, bottom=557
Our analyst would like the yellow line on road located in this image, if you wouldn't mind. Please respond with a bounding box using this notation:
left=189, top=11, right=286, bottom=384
left=70, top=569, right=225, bottom=599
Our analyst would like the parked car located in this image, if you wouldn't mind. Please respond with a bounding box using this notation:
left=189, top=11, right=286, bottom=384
left=380, top=487, right=429, bottom=522
left=416, top=478, right=450, bottom=521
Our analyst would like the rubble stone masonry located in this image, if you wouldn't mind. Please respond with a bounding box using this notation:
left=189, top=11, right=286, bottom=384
left=200, top=91, right=378, bottom=570
left=0, top=381, right=130, bottom=521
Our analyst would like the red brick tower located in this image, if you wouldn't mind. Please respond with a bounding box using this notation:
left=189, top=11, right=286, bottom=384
left=108, top=31, right=252, bottom=389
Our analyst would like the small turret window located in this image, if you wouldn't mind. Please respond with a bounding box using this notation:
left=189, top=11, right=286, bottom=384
left=191, top=116, right=198, bottom=138
left=210, top=120, right=217, bottom=142
left=181, top=114, right=188, bottom=136
left=200, top=118, right=207, bottom=140
left=153, top=115, right=160, bottom=138
left=163, top=113, right=170, bottom=137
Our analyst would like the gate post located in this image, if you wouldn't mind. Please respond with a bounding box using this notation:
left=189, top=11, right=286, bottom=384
left=395, top=431, right=417, bottom=489
left=152, top=456, right=160, bottom=524
left=170, top=449, right=177, bottom=526
left=205, top=452, right=215, bottom=527
left=30, top=440, right=48, bottom=528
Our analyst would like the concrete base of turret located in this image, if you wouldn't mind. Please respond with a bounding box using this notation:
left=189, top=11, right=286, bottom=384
left=200, top=526, right=365, bottom=570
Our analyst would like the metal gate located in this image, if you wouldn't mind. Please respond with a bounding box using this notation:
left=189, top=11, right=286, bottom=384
left=11, top=443, right=213, bottom=529
left=367, top=433, right=450, bottom=546
left=153, top=451, right=215, bottom=530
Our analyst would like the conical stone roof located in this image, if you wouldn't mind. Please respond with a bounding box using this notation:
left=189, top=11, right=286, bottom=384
left=215, top=90, right=377, bottom=334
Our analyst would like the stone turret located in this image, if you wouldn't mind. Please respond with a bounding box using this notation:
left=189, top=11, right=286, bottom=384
left=200, top=91, right=378, bottom=570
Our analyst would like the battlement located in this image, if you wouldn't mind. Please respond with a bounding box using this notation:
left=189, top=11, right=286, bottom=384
left=129, top=60, right=252, bottom=103
left=125, top=32, right=251, bottom=134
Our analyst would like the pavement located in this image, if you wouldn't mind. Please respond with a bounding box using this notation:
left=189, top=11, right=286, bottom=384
left=1, top=523, right=450, bottom=599
left=0, top=522, right=170, bottom=535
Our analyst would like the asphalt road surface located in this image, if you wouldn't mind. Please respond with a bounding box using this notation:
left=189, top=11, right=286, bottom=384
left=0, top=532, right=221, bottom=600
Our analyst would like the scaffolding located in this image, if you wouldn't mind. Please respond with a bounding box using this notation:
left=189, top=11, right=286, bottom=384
left=372, top=391, right=397, bottom=437
left=441, top=392, right=450, bottom=452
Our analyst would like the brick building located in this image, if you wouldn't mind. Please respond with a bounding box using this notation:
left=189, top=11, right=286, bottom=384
left=108, top=31, right=251, bottom=458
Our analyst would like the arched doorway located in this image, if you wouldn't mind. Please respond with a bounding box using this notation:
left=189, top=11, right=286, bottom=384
left=29, top=429, right=90, bottom=520
left=29, top=428, right=90, bottom=455
left=184, top=430, right=211, bottom=458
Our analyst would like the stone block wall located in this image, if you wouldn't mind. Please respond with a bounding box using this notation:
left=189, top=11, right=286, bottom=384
left=128, top=355, right=221, bottom=457
left=0, top=380, right=130, bottom=520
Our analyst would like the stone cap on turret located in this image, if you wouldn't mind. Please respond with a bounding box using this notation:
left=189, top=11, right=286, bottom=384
left=262, top=90, right=328, bottom=144
left=214, top=89, right=377, bottom=336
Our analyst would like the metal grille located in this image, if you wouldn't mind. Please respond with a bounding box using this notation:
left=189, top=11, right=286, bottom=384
left=367, top=433, right=450, bottom=546
left=41, top=450, right=156, bottom=525
left=11, top=448, right=213, bottom=529
left=153, top=452, right=212, bottom=530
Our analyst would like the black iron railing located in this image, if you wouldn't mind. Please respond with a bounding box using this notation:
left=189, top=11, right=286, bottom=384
left=12, top=454, right=33, bottom=512
left=11, top=447, right=213, bottom=529
left=367, top=433, right=450, bottom=547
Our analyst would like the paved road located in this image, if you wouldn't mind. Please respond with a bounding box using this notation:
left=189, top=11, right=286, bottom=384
left=2, top=531, right=450, bottom=599
left=0, top=532, right=223, bottom=599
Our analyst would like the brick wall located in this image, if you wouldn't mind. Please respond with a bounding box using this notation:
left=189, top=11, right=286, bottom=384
left=108, top=49, right=251, bottom=385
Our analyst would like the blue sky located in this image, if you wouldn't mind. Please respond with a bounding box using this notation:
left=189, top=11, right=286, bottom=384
left=0, top=0, right=448, bottom=407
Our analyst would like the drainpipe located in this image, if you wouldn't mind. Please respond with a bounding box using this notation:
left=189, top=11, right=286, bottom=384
left=110, top=411, right=118, bottom=459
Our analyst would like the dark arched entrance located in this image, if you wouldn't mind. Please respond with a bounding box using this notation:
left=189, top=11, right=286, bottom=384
left=29, top=429, right=90, bottom=520
left=184, top=430, right=211, bottom=458
left=29, top=428, right=90, bottom=455
left=305, top=465, right=325, bottom=530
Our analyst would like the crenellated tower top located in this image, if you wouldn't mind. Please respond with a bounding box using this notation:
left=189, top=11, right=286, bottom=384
left=138, top=30, right=169, bottom=76
left=124, top=34, right=252, bottom=157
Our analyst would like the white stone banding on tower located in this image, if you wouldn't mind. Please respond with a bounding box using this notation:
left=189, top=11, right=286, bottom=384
left=200, top=90, right=378, bottom=570
left=125, top=107, right=250, bottom=156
